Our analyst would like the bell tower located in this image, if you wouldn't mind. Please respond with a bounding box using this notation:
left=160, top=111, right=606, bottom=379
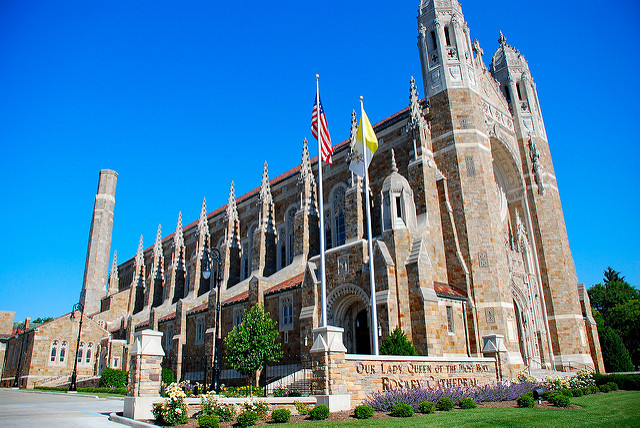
left=491, top=33, right=596, bottom=369
left=418, top=0, right=478, bottom=98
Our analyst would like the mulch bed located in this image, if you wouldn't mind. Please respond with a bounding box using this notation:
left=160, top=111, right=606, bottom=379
left=145, top=399, right=584, bottom=426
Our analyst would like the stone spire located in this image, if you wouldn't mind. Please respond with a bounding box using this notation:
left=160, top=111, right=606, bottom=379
left=148, top=224, right=165, bottom=308
left=222, top=182, right=242, bottom=288
left=252, top=161, right=277, bottom=276
left=167, top=212, right=186, bottom=303
left=391, top=149, right=398, bottom=173
left=298, top=138, right=317, bottom=215
left=198, top=198, right=210, bottom=241
left=225, top=182, right=241, bottom=248
left=193, top=198, right=211, bottom=296
left=107, top=251, right=119, bottom=295
left=128, top=235, right=146, bottom=314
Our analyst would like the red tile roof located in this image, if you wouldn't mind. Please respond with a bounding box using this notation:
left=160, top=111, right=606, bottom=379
left=265, top=273, right=304, bottom=296
left=434, top=282, right=466, bottom=299
left=159, top=313, right=177, bottom=323
left=222, top=291, right=249, bottom=306
left=187, top=302, right=209, bottom=315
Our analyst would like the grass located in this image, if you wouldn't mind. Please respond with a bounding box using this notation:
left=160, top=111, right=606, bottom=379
left=269, top=391, right=640, bottom=427
left=30, top=389, right=125, bottom=399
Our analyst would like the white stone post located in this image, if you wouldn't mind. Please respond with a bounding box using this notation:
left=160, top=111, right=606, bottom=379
left=310, top=326, right=351, bottom=412
left=124, top=329, right=164, bottom=420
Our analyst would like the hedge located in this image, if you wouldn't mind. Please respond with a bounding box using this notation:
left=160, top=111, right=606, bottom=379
left=99, top=368, right=128, bottom=388
left=35, top=386, right=127, bottom=395
left=593, top=373, right=640, bottom=390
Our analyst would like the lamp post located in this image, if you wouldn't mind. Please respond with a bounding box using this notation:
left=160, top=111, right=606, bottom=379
left=201, top=246, right=222, bottom=393
left=69, top=302, right=84, bottom=392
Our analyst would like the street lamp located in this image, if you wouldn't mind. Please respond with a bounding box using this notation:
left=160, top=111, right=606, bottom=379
left=69, top=302, right=84, bottom=392
left=201, top=246, right=222, bottom=393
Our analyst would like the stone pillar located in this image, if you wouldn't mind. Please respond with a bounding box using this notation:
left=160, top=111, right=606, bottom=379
left=310, top=326, right=351, bottom=412
left=81, top=169, right=118, bottom=315
left=124, top=330, right=164, bottom=420
left=482, top=334, right=510, bottom=381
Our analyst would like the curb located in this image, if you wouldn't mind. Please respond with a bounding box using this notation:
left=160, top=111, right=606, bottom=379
left=109, top=413, right=158, bottom=428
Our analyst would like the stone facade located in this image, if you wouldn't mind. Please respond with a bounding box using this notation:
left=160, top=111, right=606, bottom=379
left=0, top=312, right=110, bottom=388
left=2, top=0, right=603, bottom=391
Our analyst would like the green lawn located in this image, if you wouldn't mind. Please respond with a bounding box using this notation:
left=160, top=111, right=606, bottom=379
left=274, top=391, right=640, bottom=427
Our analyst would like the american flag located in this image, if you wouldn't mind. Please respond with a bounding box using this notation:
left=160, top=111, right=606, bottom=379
left=311, top=95, right=333, bottom=165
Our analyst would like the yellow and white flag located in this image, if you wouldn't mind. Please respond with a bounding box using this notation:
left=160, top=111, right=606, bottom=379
left=349, top=108, right=378, bottom=178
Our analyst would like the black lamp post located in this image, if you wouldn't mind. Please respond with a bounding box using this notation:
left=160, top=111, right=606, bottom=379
left=69, top=302, right=84, bottom=392
left=202, top=246, right=223, bottom=393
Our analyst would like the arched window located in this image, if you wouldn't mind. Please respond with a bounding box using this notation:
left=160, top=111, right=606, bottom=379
left=333, top=187, right=346, bottom=247
left=86, top=342, right=93, bottom=364
left=324, top=210, right=332, bottom=250
left=50, top=340, right=58, bottom=363
left=286, top=208, right=296, bottom=265
left=77, top=342, right=84, bottom=363
left=60, top=341, right=68, bottom=363
left=444, top=26, right=452, bottom=46
left=280, top=295, right=293, bottom=331
left=166, top=325, right=174, bottom=349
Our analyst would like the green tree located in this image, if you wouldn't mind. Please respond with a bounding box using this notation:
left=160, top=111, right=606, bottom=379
left=224, top=304, right=282, bottom=388
left=379, top=326, right=418, bottom=356
left=588, top=267, right=639, bottom=368
left=32, top=317, right=53, bottom=324
left=599, top=326, right=634, bottom=372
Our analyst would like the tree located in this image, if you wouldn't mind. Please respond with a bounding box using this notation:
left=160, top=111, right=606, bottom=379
left=224, top=304, right=283, bottom=388
left=588, top=267, right=640, bottom=368
left=599, top=326, right=634, bottom=372
left=379, top=327, right=418, bottom=356
left=32, top=317, right=53, bottom=324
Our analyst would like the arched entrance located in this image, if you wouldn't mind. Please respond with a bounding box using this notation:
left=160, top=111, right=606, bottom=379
left=327, top=284, right=372, bottom=354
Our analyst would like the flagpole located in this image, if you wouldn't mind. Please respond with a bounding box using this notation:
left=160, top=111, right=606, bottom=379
left=316, top=74, right=328, bottom=328
left=360, top=96, right=379, bottom=355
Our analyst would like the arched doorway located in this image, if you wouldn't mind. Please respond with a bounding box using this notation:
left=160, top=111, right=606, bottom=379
left=355, top=309, right=371, bottom=354
left=327, top=284, right=372, bottom=354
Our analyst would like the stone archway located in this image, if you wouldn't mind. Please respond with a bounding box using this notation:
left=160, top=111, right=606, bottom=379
left=327, top=284, right=371, bottom=354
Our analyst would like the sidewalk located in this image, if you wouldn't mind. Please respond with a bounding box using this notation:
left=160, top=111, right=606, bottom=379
left=0, top=388, right=125, bottom=427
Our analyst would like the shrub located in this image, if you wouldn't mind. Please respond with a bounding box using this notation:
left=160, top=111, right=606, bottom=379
left=458, top=397, right=477, bottom=409
left=271, top=408, right=291, bottom=423
left=161, top=368, right=175, bottom=385
left=580, top=387, right=590, bottom=395
left=236, top=410, right=259, bottom=427
left=599, top=326, right=635, bottom=372
left=571, top=388, right=583, bottom=397
left=197, top=414, right=219, bottom=428
left=436, top=397, right=455, bottom=411
left=594, top=373, right=640, bottom=390
left=607, top=382, right=619, bottom=391
left=418, top=401, right=435, bottom=414
left=293, top=400, right=312, bottom=416
left=552, top=394, right=571, bottom=408
left=99, top=368, right=128, bottom=388
left=517, top=394, right=535, bottom=408
left=390, top=403, right=414, bottom=417
left=599, top=384, right=611, bottom=393
left=309, top=404, right=330, bottom=420
left=379, top=327, right=418, bottom=356
left=273, top=386, right=288, bottom=397
left=243, top=399, right=269, bottom=418
left=589, top=385, right=599, bottom=394
left=354, top=404, right=375, bottom=419
left=201, top=393, right=236, bottom=422
left=153, top=383, right=189, bottom=426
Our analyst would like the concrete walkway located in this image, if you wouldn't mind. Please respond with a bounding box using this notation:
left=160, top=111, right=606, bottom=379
left=0, top=388, right=125, bottom=427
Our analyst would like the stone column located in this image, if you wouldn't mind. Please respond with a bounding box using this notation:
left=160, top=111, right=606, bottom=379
left=482, top=334, right=509, bottom=381
left=124, top=330, right=165, bottom=420
left=310, top=326, right=351, bottom=412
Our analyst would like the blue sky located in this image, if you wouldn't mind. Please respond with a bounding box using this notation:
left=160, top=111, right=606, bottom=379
left=1, top=1, right=638, bottom=322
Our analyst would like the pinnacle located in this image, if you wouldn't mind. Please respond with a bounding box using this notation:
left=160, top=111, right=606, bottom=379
left=391, top=149, right=398, bottom=173
left=498, top=30, right=507, bottom=45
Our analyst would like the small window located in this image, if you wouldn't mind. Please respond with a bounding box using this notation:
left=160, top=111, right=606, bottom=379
left=50, top=340, right=58, bottom=362
left=284, top=331, right=289, bottom=344
left=444, top=26, right=451, bottom=46
left=446, top=306, right=455, bottom=333
left=86, top=343, right=93, bottom=363
left=113, top=357, right=120, bottom=368
left=504, top=85, right=512, bottom=103
left=77, top=342, right=85, bottom=363
left=430, top=31, right=437, bottom=51
left=166, top=326, right=174, bottom=349
left=233, top=307, right=245, bottom=327
left=60, top=341, right=68, bottom=362
left=396, top=196, right=403, bottom=219
left=280, top=296, right=293, bottom=330
left=516, top=82, right=523, bottom=101
left=195, top=318, right=205, bottom=344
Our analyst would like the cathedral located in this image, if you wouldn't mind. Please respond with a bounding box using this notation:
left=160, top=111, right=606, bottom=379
left=1, top=0, right=604, bottom=389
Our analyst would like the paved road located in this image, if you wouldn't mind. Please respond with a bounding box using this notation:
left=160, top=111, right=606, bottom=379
left=0, top=389, right=125, bottom=427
